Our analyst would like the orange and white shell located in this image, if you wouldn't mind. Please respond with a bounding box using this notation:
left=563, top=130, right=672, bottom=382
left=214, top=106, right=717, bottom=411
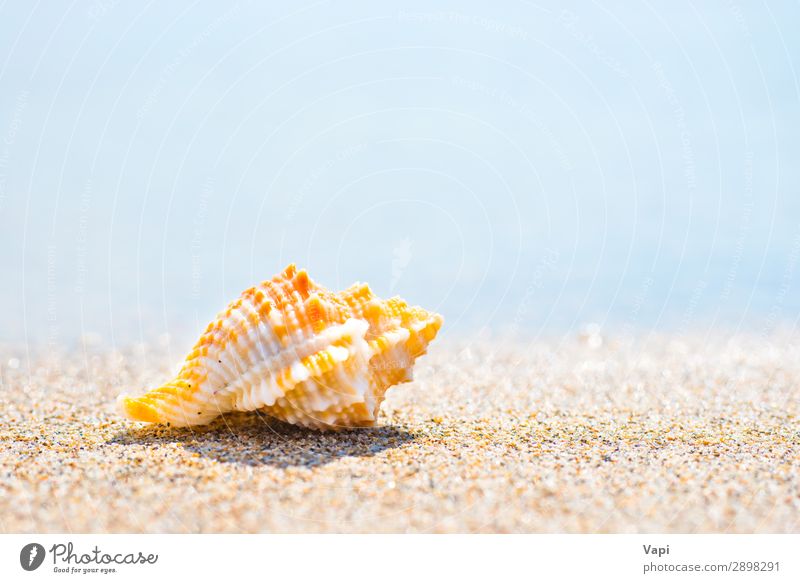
left=119, top=264, right=443, bottom=430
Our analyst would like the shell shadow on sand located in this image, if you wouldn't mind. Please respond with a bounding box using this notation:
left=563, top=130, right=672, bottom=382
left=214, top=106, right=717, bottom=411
left=108, top=411, right=417, bottom=469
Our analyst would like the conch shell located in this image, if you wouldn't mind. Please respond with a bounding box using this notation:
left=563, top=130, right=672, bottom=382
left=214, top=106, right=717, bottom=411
left=119, top=264, right=443, bottom=430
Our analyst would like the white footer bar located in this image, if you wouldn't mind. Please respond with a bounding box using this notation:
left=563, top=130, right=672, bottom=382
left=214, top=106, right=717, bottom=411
left=1, top=534, right=797, bottom=582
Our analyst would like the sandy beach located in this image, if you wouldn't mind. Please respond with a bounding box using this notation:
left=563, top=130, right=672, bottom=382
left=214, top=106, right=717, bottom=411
left=1, top=333, right=798, bottom=533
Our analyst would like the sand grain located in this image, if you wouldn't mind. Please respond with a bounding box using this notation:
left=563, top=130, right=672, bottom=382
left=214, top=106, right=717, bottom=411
left=1, top=334, right=798, bottom=533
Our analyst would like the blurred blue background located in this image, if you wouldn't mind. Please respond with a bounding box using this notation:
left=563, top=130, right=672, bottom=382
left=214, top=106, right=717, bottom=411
left=1, top=1, right=798, bottom=346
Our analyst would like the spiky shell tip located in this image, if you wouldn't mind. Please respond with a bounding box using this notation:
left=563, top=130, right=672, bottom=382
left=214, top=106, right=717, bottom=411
left=119, top=264, right=443, bottom=430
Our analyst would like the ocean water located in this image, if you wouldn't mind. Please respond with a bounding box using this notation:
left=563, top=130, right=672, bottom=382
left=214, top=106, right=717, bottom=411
left=1, top=1, right=798, bottom=347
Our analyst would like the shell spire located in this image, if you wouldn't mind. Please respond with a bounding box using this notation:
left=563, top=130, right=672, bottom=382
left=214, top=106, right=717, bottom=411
left=119, top=265, right=443, bottom=430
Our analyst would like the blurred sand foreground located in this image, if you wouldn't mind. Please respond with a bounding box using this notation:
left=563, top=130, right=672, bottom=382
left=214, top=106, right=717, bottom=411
left=1, top=334, right=798, bottom=533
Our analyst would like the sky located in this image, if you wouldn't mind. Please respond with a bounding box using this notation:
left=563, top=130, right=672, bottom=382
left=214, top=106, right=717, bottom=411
left=1, top=1, right=799, bottom=347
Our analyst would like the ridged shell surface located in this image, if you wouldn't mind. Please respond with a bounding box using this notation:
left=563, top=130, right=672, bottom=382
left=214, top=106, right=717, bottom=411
left=119, top=264, right=443, bottom=430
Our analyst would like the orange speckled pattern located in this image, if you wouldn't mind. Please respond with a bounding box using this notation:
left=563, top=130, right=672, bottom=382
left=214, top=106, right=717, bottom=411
left=119, top=264, right=443, bottom=430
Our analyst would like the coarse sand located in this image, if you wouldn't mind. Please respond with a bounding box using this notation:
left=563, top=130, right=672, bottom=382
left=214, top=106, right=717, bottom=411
left=1, top=333, right=798, bottom=533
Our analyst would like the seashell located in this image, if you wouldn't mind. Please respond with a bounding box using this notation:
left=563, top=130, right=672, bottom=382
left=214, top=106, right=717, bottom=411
left=119, top=264, right=443, bottom=430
